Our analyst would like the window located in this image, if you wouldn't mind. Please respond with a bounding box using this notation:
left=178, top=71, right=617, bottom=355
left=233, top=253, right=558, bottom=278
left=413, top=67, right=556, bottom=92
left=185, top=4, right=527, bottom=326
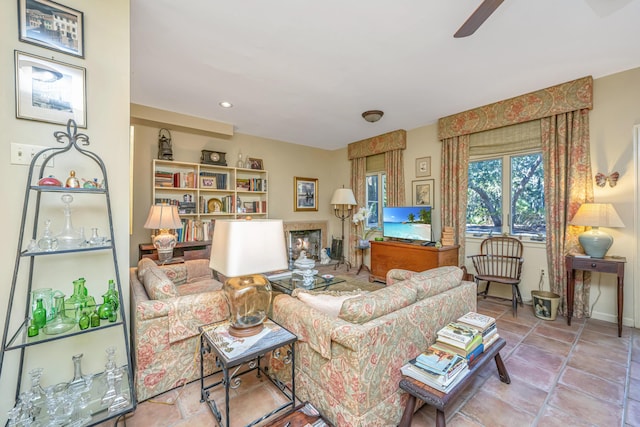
left=467, top=152, right=545, bottom=237
left=365, top=172, right=386, bottom=228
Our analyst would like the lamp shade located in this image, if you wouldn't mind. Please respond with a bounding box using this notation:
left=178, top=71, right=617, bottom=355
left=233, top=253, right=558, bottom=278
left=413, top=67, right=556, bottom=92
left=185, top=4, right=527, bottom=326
left=569, top=203, right=624, bottom=228
left=570, top=203, right=624, bottom=258
left=209, top=219, right=288, bottom=276
left=330, top=188, right=357, bottom=206
left=143, top=204, right=182, bottom=230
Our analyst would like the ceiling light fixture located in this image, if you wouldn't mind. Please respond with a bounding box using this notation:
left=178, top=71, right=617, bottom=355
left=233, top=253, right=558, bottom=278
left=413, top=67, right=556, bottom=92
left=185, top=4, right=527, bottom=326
left=362, top=110, right=384, bottom=123
left=219, top=101, right=233, bottom=108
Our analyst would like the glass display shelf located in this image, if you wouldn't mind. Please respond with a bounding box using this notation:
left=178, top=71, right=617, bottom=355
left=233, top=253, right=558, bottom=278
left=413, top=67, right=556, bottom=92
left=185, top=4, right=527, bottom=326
left=5, top=317, right=124, bottom=351
left=21, top=243, right=112, bottom=257
left=30, top=186, right=107, bottom=194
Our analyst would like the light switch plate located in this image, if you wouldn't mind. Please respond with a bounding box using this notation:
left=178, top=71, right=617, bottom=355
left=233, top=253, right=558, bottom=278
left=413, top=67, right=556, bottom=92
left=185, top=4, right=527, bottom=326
left=11, top=143, right=54, bottom=167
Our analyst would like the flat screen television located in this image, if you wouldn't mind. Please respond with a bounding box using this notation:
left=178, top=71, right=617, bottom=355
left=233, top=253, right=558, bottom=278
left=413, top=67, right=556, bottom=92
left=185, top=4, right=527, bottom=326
left=382, top=206, right=432, bottom=242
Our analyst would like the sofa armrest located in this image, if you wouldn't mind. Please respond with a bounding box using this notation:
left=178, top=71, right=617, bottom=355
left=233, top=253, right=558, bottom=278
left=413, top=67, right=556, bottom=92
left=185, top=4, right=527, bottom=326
left=168, top=291, right=229, bottom=344
left=386, top=269, right=418, bottom=285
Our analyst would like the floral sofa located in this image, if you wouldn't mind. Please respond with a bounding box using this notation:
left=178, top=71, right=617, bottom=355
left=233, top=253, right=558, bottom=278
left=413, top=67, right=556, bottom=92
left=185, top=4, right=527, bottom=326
left=271, top=266, right=476, bottom=426
left=130, top=257, right=227, bottom=401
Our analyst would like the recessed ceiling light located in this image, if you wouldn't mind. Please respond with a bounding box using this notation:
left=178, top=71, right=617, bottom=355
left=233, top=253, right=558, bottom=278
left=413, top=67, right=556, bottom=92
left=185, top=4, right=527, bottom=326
left=219, top=101, right=233, bottom=108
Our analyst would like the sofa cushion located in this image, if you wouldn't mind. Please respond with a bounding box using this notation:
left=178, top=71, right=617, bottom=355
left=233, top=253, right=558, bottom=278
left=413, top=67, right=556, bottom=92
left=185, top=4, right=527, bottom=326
left=142, top=265, right=179, bottom=300
left=177, top=279, right=223, bottom=296
left=137, top=257, right=158, bottom=278
left=403, top=266, right=463, bottom=300
left=185, top=259, right=213, bottom=283
left=338, top=284, right=417, bottom=324
left=294, top=289, right=364, bottom=318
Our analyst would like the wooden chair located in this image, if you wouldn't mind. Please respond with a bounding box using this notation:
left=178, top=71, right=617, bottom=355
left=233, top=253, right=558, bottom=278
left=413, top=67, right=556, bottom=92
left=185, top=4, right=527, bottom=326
left=469, top=236, right=524, bottom=316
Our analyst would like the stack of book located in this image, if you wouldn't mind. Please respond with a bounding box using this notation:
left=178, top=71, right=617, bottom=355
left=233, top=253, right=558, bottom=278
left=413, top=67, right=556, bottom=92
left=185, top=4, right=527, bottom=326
left=456, top=312, right=499, bottom=350
left=441, top=226, right=455, bottom=246
left=400, top=346, right=469, bottom=392
left=432, top=321, right=484, bottom=363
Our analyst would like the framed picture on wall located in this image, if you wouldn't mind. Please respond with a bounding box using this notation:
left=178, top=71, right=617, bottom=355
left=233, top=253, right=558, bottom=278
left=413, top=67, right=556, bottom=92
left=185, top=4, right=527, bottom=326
left=15, top=51, right=87, bottom=127
left=415, top=156, right=431, bottom=177
left=412, top=179, right=435, bottom=207
left=294, top=177, right=318, bottom=211
left=18, top=0, right=85, bottom=58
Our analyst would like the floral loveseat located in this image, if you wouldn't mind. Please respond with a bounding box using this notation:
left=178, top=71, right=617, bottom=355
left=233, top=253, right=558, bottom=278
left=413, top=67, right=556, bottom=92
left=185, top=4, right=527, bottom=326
left=130, top=258, right=228, bottom=401
left=271, top=266, right=476, bottom=426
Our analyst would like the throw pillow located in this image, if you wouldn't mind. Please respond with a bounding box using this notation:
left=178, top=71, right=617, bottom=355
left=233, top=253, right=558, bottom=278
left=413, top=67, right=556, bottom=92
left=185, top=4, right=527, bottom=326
left=137, top=257, right=158, bottom=279
left=293, top=289, right=364, bottom=318
left=142, top=265, right=179, bottom=300
left=339, top=284, right=417, bottom=324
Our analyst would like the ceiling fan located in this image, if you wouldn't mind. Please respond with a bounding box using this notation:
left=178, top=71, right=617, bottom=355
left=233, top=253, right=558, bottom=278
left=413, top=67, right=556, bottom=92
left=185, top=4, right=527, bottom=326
left=454, top=0, right=504, bottom=38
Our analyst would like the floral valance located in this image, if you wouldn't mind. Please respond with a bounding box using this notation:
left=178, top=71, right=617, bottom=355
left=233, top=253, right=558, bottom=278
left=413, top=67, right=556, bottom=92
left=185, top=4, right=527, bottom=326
left=348, top=129, right=406, bottom=160
left=437, top=76, right=593, bottom=140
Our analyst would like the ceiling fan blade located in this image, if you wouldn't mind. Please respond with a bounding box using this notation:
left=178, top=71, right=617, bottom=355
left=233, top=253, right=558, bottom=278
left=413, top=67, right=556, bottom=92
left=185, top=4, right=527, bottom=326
left=454, top=0, right=504, bottom=38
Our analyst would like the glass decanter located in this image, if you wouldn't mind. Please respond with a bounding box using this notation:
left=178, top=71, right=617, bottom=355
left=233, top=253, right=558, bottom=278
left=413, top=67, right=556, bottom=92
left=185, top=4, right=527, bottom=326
left=43, top=294, right=75, bottom=335
left=56, top=194, right=84, bottom=249
left=37, top=219, right=58, bottom=251
left=103, top=279, right=119, bottom=311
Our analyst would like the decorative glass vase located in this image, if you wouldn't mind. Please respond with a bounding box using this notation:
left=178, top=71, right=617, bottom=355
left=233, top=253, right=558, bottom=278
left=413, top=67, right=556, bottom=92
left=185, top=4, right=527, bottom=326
left=44, top=295, right=75, bottom=335
left=32, top=298, right=47, bottom=329
left=98, top=296, right=114, bottom=321
left=103, top=280, right=119, bottom=311
left=56, top=194, right=84, bottom=249
left=37, top=219, right=58, bottom=251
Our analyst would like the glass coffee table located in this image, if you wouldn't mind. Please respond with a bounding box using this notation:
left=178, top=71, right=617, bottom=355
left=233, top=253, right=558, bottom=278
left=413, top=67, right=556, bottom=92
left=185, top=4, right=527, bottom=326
left=270, top=274, right=346, bottom=295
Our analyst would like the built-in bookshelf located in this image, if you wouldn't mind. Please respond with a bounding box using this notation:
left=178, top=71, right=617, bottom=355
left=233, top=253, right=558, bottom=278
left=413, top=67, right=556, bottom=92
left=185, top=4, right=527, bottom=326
left=152, top=159, right=268, bottom=242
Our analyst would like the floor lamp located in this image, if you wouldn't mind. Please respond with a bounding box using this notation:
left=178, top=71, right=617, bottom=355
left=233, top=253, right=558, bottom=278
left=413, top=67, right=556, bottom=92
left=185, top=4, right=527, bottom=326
left=330, top=187, right=357, bottom=269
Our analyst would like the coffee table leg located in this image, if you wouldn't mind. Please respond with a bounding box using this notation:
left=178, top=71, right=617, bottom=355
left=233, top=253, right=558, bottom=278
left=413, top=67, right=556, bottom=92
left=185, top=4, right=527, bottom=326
left=494, top=353, right=511, bottom=384
left=436, top=409, right=446, bottom=427
left=399, top=395, right=417, bottom=427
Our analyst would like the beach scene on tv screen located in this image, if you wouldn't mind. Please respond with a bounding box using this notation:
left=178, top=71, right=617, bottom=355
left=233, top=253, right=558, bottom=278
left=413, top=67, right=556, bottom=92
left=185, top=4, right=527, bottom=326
left=383, top=206, right=432, bottom=241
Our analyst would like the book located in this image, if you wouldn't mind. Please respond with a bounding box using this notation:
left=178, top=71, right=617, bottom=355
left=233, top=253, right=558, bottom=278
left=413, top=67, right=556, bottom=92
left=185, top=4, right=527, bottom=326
left=437, top=322, right=480, bottom=345
left=465, top=343, right=484, bottom=363
left=457, top=312, right=496, bottom=331
left=436, top=333, right=482, bottom=352
left=483, top=333, right=500, bottom=350
left=413, top=354, right=467, bottom=381
left=401, top=363, right=469, bottom=392
left=416, top=346, right=460, bottom=373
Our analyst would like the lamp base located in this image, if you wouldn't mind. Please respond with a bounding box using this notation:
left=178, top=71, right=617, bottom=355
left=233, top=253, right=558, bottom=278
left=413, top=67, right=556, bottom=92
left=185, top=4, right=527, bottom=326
left=227, top=323, right=264, bottom=338
left=153, top=229, right=177, bottom=262
left=578, top=227, right=613, bottom=259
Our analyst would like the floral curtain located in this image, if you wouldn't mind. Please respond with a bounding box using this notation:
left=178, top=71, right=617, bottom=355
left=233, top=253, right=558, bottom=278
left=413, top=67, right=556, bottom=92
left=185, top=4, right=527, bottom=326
left=541, top=109, right=593, bottom=318
left=384, top=149, right=405, bottom=207
left=349, top=157, right=366, bottom=266
left=440, top=135, right=469, bottom=265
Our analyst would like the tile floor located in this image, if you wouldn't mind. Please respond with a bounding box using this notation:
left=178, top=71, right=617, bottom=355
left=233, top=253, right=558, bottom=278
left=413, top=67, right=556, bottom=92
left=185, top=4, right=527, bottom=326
left=110, top=268, right=640, bottom=427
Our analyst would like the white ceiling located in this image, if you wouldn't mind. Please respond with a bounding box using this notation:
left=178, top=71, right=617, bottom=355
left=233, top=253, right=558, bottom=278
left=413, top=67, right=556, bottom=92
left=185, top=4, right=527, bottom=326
left=130, top=0, right=640, bottom=150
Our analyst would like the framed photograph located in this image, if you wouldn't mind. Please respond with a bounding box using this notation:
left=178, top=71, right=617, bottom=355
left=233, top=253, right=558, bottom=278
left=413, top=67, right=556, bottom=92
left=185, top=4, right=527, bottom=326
left=294, top=177, right=318, bottom=212
left=248, top=157, right=264, bottom=170
left=412, top=179, right=435, bottom=207
left=200, top=176, right=216, bottom=189
left=15, top=51, right=86, bottom=127
left=18, top=0, right=85, bottom=58
left=415, top=156, right=431, bottom=177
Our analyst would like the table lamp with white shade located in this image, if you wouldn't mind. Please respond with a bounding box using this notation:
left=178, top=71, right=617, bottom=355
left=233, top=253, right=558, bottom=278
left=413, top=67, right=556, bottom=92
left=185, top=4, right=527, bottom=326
left=569, top=203, right=624, bottom=258
left=143, top=204, right=182, bottom=262
left=210, top=219, right=287, bottom=337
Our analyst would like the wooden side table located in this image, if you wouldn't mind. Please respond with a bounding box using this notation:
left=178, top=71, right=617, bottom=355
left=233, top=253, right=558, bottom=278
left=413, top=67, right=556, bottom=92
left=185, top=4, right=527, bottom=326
left=565, top=255, right=626, bottom=337
left=399, top=338, right=510, bottom=427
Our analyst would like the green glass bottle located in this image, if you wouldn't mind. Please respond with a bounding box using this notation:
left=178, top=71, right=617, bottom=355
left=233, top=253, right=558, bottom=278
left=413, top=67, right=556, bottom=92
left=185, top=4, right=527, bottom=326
left=108, top=307, right=118, bottom=322
left=98, top=297, right=113, bottom=320
left=78, top=310, right=90, bottom=330
left=27, top=319, right=39, bottom=337
left=90, top=309, right=100, bottom=327
left=79, top=277, right=97, bottom=309
left=32, top=298, right=47, bottom=329
left=104, top=279, right=119, bottom=311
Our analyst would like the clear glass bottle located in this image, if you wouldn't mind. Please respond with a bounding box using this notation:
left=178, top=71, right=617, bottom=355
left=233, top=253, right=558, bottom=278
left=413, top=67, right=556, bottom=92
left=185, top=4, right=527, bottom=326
left=56, top=194, right=84, bottom=248
left=32, top=298, right=47, bottom=329
left=44, top=295, right=75, bottom=335
left=37, top=219, right=58, bottom=251
left=69, top=354, right=85, bottom=390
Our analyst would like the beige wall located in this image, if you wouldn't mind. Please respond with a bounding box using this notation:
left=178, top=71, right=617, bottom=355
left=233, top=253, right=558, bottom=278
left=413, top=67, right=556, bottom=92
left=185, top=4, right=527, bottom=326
left=1, top=0, right=130, bottom=419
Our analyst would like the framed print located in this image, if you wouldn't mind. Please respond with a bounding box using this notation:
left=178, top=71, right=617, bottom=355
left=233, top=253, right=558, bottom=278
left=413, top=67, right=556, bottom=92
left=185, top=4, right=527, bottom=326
left=248, top=157, right=264, bottom=170
left=19, top=0, right=84, bottom=58
left=294, top=177, right=318, bottom=211
left=200, top=176, right=216, bottom=189
left=412, top=179, right=435, bottom=207
left=415, top=156, right=431, bottom=177
left=15, top=51, right=86, bottom=127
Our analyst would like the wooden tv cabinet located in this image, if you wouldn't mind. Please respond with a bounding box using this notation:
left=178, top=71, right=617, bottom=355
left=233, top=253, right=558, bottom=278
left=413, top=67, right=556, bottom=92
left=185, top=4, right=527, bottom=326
left=369, top=241, right=459, bottom=283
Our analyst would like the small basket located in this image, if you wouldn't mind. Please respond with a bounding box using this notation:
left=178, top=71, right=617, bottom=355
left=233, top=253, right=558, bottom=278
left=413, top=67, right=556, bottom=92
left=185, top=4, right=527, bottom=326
left=531, top=290, right=560, bottom=321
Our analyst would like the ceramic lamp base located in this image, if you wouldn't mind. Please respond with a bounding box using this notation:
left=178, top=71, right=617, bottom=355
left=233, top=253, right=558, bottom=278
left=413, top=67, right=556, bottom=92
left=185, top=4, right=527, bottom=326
left=227, top=323, right=264, bottom=338
left=153, top=229, right=177, bottom=262
left=578, top=227, right=613, bottom=259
